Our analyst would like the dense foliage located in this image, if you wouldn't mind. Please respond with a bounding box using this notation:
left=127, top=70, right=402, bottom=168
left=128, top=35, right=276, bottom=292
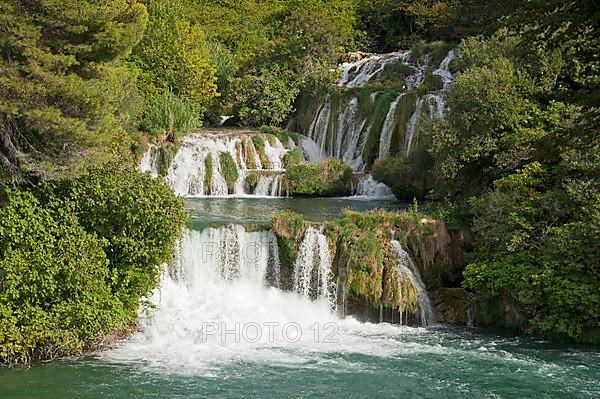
left=385, top=2, right=600, bottom=342
left=0, top=164, right=185, bottom=366
left=1, top=0, right=598, bottom=369
left=0, top=0, right=147, bottom=183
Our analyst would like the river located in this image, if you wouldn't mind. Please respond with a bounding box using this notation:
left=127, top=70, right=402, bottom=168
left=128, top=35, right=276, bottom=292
left=1, top=198, right=598, bottom=398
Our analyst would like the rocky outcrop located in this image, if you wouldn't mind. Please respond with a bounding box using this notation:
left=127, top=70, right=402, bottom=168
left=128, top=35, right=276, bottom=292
left=272, top=209, right=471, bottom=326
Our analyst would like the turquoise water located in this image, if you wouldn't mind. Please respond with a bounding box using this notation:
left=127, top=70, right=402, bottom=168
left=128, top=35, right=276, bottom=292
left=186, top=196, right=405, bottom=228
left=2, top=328, right=599, bottom=398
left=1, top=198, right=599, bottom=398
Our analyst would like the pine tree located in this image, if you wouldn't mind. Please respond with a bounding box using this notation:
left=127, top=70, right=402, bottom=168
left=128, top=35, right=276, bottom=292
left=0, top=0, right=148, bottom=184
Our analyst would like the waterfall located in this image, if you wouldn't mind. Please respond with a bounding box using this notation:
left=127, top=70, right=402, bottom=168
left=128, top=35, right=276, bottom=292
left=390, top=240, right=434, bottom=326
left=293, top=226, right=336, bottom=309
left=254, top=174, right=286, bottom=197
left=302, top=96, right=370, bottom=171
left=139, top=144, right=158, bottom=178
left=181, top=226, right=281, bottom=288
left=404, top=97, right=425, bottom=155
left=433, top=50, right=455, bottom=90
left=338, top=52, right=407, bottom=88
left=353, top=175, right=395, bottom=198
left=143, top=133, right=289, bottom=197
left=378, top=94, right=404, bottom=159
left=300, top=49, right=456, bottom=168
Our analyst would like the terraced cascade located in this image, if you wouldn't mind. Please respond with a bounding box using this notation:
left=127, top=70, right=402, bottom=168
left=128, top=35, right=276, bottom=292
left=291, top=47, right=456, bottom=191
left=140, top=130, right=290, bottom=197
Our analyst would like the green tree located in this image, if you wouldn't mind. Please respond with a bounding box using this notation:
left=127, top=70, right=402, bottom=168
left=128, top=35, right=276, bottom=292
left=131, top=0, right=218, bottom=119
left=49, top=161, right=187, bottom=308
left=0, top=0, right=147, bottom=184
left=234, top=65, right=300, bottom=127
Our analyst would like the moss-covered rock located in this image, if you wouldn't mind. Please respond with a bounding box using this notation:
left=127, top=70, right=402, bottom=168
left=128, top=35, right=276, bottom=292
left=155, top=142, right=179, bottom=177
left=245, top=172, right=258, bottom=193
left=432, top=288, right=473, bottom=325
left=204, top=154, right=213, bottom=194
left=219, top=152, right=238, bottom=192
left=243, top=137, right=258, bottom=169
left=251, top=135, right=271, bottom=168
left=284, top=158, right=352, bottom=196
left=272, top=210, right=306, bottom=267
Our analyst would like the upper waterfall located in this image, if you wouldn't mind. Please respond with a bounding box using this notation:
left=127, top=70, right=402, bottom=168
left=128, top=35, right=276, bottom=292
left=295, top=47, right=456, bottom=172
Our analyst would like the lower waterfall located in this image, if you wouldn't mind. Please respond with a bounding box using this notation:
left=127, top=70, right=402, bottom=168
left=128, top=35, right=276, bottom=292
left=293, top=226, right=336, bottom=309
left=105, top=224, right=434, bottom=372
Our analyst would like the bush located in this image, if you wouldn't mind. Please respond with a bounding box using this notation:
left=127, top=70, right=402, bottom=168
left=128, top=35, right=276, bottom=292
left=285, top=158, right=352, bottom=196
left=141, top=91, right=199, bottom=140
left=49, top=162, right=187, bottom=308
left=372, top=137, right=433, bottom=200
left=283, top=147, right=305, bottom=168
left=0, top=191, right=125, bottom=366
left=1, top=163, right=186, bottom=366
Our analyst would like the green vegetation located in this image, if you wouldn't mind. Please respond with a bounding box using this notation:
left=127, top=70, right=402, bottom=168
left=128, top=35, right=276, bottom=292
left=155, top=143, right=179, bottom=177
left=204, top=154, right=213, bottom=194
left=283, top=148, right=305, bottom=168
left=251, top=135, right=271, bottom=168
left=383, top=3, right=600, bottom=343
left=218, top=152, right=239, bottom=192
left=0, top=163, right=185, bottom=366
left=245, top=173, right=259, bottom=191
left=0, top=0, right=147, bottom=183
left=140, top=91, right=199, bottom=140
left=1, top=0, right=598, bottom=369
left=285, top=159, right=353, bottom=196
left=272, top=210, right=305, bottom=266
left=131, top=0, right=218, bottom=124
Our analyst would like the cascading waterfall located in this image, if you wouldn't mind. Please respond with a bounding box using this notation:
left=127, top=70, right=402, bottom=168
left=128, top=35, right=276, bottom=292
left=181, top=226, right=281, bottom=288
left=390, top=239, right=434, bottom=326
left=353, top=175, right=394, bottom=198
left=378, top=94, right=405, bottom=159
left=338, top=52, right=409, bottom=88
left=139, top=144, right=159, bottom=178
left=293, top=226, right=336, bottom=309
left=141, top=133, right=289, bottom=197
left=106, top=223, right=441, bottom=375
left=403, top=96, right=425, bottom=155
left=253, top=174, right=286, bottom=197
left=300, top=49, right=456, bottom=173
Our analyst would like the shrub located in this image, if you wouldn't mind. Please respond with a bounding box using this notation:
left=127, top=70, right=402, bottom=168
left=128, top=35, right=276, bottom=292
left=283, top=147, right=305, bottom=168
left=285, top=158, right=352, bottom=196
left=0, top=191, right=125, bottom=366
left=141, top=91, right=199, bottom=140
left=49, top=162, right=187, bottom=308
left=234, top=65, right=300, bottom=127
